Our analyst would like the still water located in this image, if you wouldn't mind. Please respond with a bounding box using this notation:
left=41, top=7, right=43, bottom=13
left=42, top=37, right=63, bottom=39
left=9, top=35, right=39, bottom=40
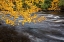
left=0, top=11, right=64, bottom=42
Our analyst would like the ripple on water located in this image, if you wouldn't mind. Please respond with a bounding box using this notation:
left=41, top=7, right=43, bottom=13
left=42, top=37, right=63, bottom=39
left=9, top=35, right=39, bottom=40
left=0, top=12, right=64, bottom=42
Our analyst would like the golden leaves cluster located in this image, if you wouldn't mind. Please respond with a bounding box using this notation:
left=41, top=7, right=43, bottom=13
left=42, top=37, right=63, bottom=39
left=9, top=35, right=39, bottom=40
left=0, top=0, right=46, bottom=25
left=48, top=0, right=60, bottom=10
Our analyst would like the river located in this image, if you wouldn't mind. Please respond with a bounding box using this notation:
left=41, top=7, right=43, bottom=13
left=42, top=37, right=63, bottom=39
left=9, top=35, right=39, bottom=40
left=0, top=11, right=64, bottom=42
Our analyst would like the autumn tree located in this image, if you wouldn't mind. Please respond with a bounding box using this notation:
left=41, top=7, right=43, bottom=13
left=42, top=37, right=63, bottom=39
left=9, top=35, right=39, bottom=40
left=0, top=0, right=46, bottom=25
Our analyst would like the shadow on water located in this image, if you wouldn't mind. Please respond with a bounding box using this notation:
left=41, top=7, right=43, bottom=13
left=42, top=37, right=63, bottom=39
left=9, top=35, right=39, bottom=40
left=47, top=11, right=64, bottom=16
left=0, top=25, right=30, bottom=42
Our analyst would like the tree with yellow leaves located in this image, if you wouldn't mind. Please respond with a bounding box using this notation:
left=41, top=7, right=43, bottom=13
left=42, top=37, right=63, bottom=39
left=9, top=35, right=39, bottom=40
left=0, top=0, right=46, bottom=26
left=48, top=0, right=60, bottom=10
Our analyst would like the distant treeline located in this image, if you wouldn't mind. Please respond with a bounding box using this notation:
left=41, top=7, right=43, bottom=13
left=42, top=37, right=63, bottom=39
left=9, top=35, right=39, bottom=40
left=37, top=0, right=64, bottom=10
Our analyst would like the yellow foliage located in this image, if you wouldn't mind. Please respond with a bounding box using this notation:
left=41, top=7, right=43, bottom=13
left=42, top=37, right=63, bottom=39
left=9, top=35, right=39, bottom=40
left=6, top=19, right=15, bottom=26
left=0, top=0, right=46, bottom=25
left=48, top=0, right=60, bottom=10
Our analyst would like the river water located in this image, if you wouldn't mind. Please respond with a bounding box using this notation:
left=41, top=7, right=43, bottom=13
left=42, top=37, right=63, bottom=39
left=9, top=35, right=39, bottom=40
left=0, top=11, right=64, bottom=42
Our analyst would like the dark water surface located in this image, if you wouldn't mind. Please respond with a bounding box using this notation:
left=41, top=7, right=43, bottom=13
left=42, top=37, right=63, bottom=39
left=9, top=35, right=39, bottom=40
left=0, top=11, right=64, bottom=42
